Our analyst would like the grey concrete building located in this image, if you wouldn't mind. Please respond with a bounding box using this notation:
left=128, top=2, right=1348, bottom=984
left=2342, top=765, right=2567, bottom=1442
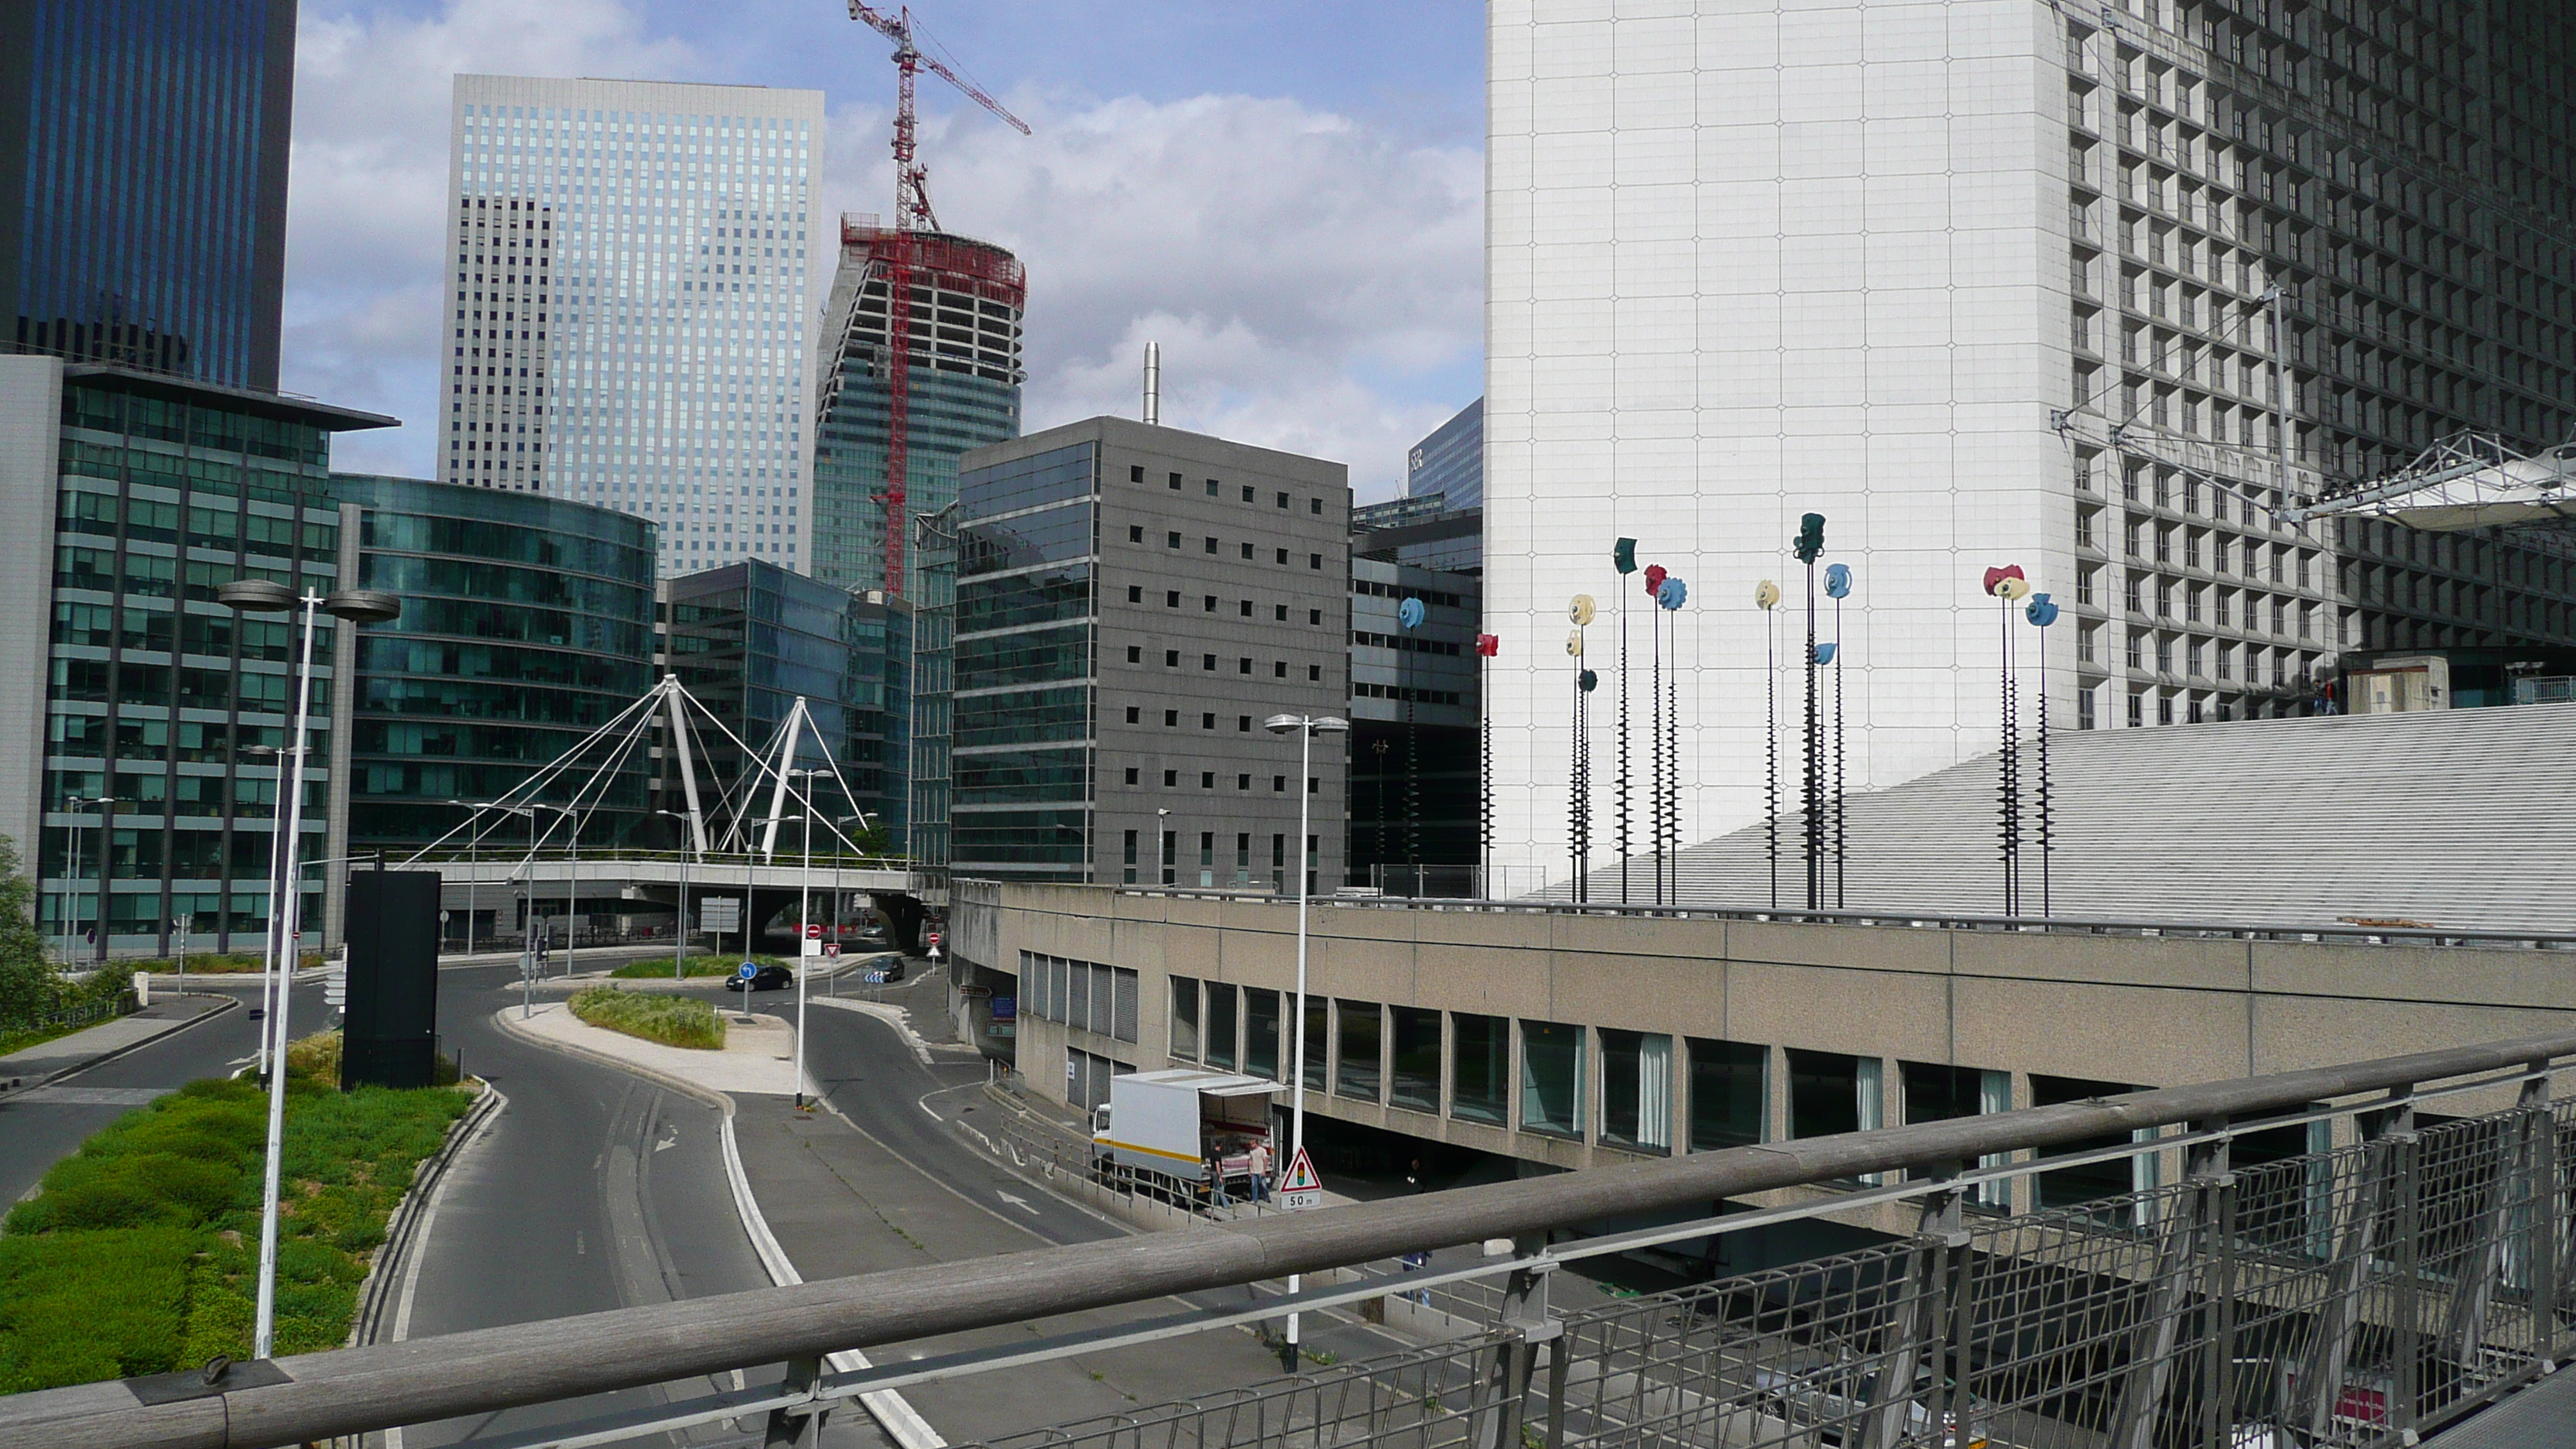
left=949, top=417, right=1350, bottom=889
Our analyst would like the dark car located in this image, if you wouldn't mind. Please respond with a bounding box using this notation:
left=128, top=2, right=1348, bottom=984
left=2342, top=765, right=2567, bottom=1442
left=862, top=957, right=906, bottom=984
left=724, top=964, right=795, bottom=992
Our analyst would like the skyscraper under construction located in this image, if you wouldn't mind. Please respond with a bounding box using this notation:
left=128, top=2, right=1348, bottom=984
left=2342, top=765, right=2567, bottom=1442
left=810, top=218, right=1024, bottom=599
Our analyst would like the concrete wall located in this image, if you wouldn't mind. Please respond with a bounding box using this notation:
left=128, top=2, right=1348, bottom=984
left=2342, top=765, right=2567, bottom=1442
left=0, top=356, right=63, bottom=881
left=964, top=882, right=2576, bottom=1180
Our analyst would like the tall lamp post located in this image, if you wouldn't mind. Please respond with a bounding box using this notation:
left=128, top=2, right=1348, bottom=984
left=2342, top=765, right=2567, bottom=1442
left=790, top=767, right=827, bottom=1108
left=216, top=578, right=399, bottom=1365
left=657, top=808, right=698, bottom=979
left=1262, top=711, right=1348, bottom=1370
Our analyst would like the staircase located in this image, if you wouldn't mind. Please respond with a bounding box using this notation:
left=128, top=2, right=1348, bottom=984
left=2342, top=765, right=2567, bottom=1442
left=1570, top=702, right=2576, bottom=935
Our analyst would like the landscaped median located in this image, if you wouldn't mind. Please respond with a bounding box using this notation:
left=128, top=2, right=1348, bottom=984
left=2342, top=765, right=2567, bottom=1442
left=606, top=952, right=788, bottom=981
left=0, top=1032, right=475, bottom=1393
left=568, top=985, right=727, bottom=1050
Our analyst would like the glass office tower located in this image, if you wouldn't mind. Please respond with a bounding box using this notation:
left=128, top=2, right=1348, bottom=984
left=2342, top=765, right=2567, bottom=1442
left=0, top=0, right=297, bottom=389
left=440, top=74, right=823, bottom=576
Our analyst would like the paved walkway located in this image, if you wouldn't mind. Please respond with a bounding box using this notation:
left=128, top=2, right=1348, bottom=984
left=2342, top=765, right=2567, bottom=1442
left=0, top=994, right=232, bottom=1094
left=492, top=1000, right=800, bottom=1096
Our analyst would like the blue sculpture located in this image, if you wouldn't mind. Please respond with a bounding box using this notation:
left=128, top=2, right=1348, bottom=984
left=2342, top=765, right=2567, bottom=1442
left=1814, top=642, right=1837, bottom=665
left=1825, top=563, right=1852, bottom=599
left=1656, top=577, right=1687, bottom=609
left=1399, top=597, right=1426, bottom=629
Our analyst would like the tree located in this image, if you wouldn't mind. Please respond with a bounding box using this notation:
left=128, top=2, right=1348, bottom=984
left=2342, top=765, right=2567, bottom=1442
left=0, top=834, right=57, bottom=1021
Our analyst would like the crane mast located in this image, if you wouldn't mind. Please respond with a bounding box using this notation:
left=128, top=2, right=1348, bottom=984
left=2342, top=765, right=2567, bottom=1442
left=844, top=2, right=1029, bottom=598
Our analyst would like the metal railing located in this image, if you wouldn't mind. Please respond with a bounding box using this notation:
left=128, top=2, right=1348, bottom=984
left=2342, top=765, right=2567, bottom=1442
left=1099, top=886, right=2576, bottom=954
left=5, top=1033, right=2574, bottom=1449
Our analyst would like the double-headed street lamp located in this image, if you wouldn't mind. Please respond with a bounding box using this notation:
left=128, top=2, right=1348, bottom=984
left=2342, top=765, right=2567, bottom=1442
left=57, top=795, right=119, bottom=966
left=216, top=577, right=399, bottom=1365
left=657, top=808, right=699, bottom=980
left=1262, top=711, right=1347, bottom=1369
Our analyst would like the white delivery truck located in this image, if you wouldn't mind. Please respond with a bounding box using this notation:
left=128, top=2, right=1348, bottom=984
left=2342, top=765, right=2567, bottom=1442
left=1089, top=1068, right=1280, bottom=1190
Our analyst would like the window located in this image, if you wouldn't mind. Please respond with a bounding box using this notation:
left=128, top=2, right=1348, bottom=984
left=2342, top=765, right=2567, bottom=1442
left=1201, top=712, right=1215, bottom=729
left=1451, top=1013, right=1508, bottom=1124
left=1126, top=525, right=1143, bottom=543
left=1241, top=485, right=1255, bottom=502
left=1240, top=600, right=1253, bottom=617
left=1238, top=658, right=1252, bottom=674
left=1166, top=531, right=1180, bottom=549
left=2031, top=1074, right=2143, bottom=1214
left=1302, top=995, right=1328, bottom=1090
left=1786, top=1049, right=1862, bottom=1140
left=1204, top=537, right=1218, bottom=554
left=1310, top=498, right=1323, bottom=515
left=1276, top=605, right=1289, bottom=622
left=1307, top=665, right=1322, bottom=681
left=1122, top=831, right=1138, bottom=884
left=1520, top=1021, right=1584, bottom=1137
left=1200, top=771, right=1214, bottom=789
left=1244, top=988, right=1280, bottom=1078
left=1161, top=828, right=1176, bottom=882
left=1273, top=662, right=1286, bottom=679
left=1204, top=479, right=1219, bottom=498
left=1273, top=776, right=1286, bottom=792
left=1125, top=646, right=1141, bottom=663
left=1127, top=585, right=1142, bottom=603
left=1688, top=1040, right=1766, bottom=1149
left=1309, top=553, right=1323, bottom=570
left=1237, top=773, right=1250, bottom=790
left=1202, top=653, right=1217, bottom=671
left=1204, top=984, right=1238, bottom=1069
left=1166, top=590, right=1180, bottom=608
left=1125, top=707, right=1141, bottom=724
left=1164, top=649, right=1179, bottom=666
left=1238, top=715, right=1252, bottom=731
left=1241, top=543, right=1255, bottom=560
left=1130, top=465, right=1144, bottom=483
left=1163, top=710, right=1178, bottom=727
left=1123, top=767, right=1138, bottom=786
left=1276, top=548, right=1289, bottom=564
left=1391, top=1008, right=1440, bottom=1112
left=1170, top=976, right=1201, bottom=1060
left=1335, top=1000, right=1382, bottom=1101
left=1276, top=492, right=1288, bottom=508
left=1600, top=1029, right=1673, bottom=1151
left=1168, top=472, right=1182, bottom=490
left=1162, top=770, right=1177, bottom=788
left=1309, top=609, right=1323, bottom=625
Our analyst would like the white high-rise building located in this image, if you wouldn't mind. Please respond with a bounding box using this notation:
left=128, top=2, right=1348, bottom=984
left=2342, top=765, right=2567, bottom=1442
left=1485, top=0, right=2576, bottom=898
left=441, top=75, right=824, bottom=574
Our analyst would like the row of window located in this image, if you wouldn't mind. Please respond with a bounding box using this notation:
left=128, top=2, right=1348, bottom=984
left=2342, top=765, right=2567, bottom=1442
left=1110, top=832, right=1306, bottom=888
left=1125, top=523, right=1329, bottom=571
left=1125, top=586, right=1328, bottom=627
left=1119, top=644, right=1327, bottom=683
left=1125, top=463, right=1328, bottom=519
left=1353, top=578, right=1464, bottom=608
left=1115, top=766, right=1310, bottom=796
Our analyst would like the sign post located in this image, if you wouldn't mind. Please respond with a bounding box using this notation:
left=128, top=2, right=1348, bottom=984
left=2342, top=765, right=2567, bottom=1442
left=1276, top=1146, right=1324, bottom=1211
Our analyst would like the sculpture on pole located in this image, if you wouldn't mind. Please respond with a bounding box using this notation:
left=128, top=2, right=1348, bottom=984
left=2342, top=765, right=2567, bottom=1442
left=1653, top=572, right=1687, bottom=905
left=2024, top=592, right=2060, bottom=917
left=1756, top=579, right=1782, bottom=910
left=1983, top=565, right=2032, bottom=913
left=1824, top=562, right=1853, bottom=909
left=1793, top=514, right=1826, bottom=909
left=1476, top=632, right=1499, bottom=899
left=1567, top=595, right=1597, bottom=902
left=1612, top=538, right=1637, bottom=903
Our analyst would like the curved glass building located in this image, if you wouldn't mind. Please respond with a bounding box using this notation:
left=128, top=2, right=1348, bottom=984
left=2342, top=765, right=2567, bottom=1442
left=330, top=474, right=657, bottom=858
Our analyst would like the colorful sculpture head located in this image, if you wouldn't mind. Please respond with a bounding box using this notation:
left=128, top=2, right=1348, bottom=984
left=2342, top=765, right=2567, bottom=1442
left=1475, top=633, right=1500, bottom=658
left=1399, top=597, right=1426, bottom=629
left=1756, top=580, right=1781, bottom=610
left=1567, top=594, right=1596, bottom=626
left=1613, top=538, right=1637, bottom=574
left=1814, top=642, right=1838, bottom=665
left=2025, top=592, right=2060, bottom=628
left=1656, top=576, right=1687, bottom=610
left=1983, top=565, right=2030, bottom=600
left=1824, top=564, right=1852, bottom=599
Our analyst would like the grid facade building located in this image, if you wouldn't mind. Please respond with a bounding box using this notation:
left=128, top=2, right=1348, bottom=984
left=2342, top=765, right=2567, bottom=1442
left=0, top=355, right=392, bottom=960
left=1486, top=0, right=2576, bottom=895
left=951, top=419, right=1351, bottom=889
left=440, top=75, right=822, bottom=577
left=1407, top=397, right=1484, bottom=511
left=0, top=0, right=296, bottom=389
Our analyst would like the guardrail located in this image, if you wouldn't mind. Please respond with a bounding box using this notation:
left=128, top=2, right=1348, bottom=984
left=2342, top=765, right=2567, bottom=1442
left=4, top=1032, right=2572, bottom=1449
left=1100, top=886, right=2576, bottom=952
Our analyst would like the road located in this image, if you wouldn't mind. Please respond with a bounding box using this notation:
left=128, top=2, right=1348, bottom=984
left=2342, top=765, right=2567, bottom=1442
left=0, top=975, right=325, bottom=1209
left=391, top=957, right=790, bottom=1449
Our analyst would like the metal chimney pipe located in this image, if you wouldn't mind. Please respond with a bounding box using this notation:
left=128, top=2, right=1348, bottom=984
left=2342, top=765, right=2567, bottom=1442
left=1142, top=341, right=1160, bottom=426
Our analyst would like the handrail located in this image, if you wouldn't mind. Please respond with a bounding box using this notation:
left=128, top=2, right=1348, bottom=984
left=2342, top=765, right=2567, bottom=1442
left=1094, top=885, right=2576, bottom=951
left=4, top=1029, right=2571, bottom=1449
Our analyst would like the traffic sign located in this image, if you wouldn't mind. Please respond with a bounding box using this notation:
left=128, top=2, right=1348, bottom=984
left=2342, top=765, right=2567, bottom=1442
left=701, top=897, right=740, bottom=933
left=824, top=943, right=840, bottom=958
left=1276, top=1146, right=1324, bottom=1211
left=736, top=961, right=758, bottom=980
left=805, top=923, right=824, bottom=938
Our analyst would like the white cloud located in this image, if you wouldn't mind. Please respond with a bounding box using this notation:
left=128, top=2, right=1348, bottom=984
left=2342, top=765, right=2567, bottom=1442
left=283, top=2, right=1482, bottom=497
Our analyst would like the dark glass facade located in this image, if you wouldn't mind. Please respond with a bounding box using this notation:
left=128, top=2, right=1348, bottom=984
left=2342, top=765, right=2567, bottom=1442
left=952, top=442, right=1098, bottom=882
left=26, top=366, right=379, bottom=958
left=0, top=0, right=296, bottom=390
left=331, top=474, right=658, bottom=855
left=659, top=560, right=913, bottom=848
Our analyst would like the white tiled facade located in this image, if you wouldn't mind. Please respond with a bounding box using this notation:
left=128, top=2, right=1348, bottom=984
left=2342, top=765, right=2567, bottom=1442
left=442, top=76, right=824, bottom=575
left=1488, top=0, right=2576, bottom=896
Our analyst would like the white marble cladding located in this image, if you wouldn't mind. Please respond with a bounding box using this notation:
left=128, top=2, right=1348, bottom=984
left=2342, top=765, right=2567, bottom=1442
left=1486, top=0, right=2083, bottom=896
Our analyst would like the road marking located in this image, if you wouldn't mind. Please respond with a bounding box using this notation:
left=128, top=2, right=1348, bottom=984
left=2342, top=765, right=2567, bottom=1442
left=996, top=1191, right=1038, bottom=1215
left=576, top=1230, right=586, bottom=1256
left=919, top=1101, right=944, bottom=1122
left=11, top=1085, right=171, bottom=1105
left=655, top=1126, right=679, bottom=1153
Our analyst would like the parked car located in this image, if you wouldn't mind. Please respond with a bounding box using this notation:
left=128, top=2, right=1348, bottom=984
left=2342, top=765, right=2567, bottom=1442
left=724, top=964, right=795, bottom=992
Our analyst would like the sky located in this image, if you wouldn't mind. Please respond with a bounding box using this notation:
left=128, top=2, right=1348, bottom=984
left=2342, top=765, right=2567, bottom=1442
left=286, top=0, right=1487, bottom=501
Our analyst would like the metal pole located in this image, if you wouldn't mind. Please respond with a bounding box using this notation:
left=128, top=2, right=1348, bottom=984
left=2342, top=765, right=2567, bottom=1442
left=798, top=787, right=812, bottom=1109
left=677, top=847, right=689, bottom=981
left=254, top=591, right=322, bottom=1363
left=1285, top=718, right=1314, bottom=1367
left=564, top=810, right=577, bottom=978
left=1804, top=558, right=1819, bottom=910
left=466, top=817, right=477, bottom=957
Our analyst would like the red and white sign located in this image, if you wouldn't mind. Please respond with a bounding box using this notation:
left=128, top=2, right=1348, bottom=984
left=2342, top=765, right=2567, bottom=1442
left=824, top=943, right=841, bottom=959
left=1276, top=1146, right=1324, bottom=1211
left=806, top=923, right=824, bottom=939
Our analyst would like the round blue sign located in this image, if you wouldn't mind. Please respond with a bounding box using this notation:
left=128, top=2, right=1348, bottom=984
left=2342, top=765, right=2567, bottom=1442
left=736, top=961, right=758, bottom=979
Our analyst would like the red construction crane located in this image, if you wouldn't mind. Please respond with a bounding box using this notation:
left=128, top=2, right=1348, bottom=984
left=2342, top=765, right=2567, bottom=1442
left=844, top=3, right=1029, bottom=598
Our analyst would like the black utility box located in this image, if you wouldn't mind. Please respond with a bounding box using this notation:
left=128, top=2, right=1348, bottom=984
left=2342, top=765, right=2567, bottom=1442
left=342, top=869, right=443, bottom=1090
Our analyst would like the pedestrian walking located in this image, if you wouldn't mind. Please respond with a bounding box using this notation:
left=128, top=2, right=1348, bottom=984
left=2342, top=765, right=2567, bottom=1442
left=1207, top=1149, right=1231, bottom=1208
left=1247, top=1139, right=1272, bottom=1202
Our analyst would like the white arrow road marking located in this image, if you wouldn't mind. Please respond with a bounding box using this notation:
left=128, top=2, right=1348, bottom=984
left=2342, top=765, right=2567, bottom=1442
left=996, top=1191, right=1038, bottom=1215
left=655, top=1127, right=679, bottom=1153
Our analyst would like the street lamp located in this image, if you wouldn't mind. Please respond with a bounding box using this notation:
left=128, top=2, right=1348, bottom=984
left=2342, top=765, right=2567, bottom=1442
left=217, top=577, right=399, bottom=1365
left=57, top=795, right=118, bottom=967
left=657, top=808, right=698, bottom=980
left=1262, top=711, right=1347, bottom=1368
left=789, top=768, right=828, bottom=1109
left=1154, top=807, right=1170, bottom=887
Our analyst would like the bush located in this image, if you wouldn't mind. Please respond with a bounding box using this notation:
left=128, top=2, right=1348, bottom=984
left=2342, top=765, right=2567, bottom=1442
left=607, top=952, right=785, bottom=980
left=0, top=1052, right=473, bottom=1392
left=568, top=986, right=726, bottom=1050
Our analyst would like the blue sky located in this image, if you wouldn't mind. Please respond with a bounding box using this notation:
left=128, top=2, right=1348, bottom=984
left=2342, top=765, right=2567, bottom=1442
left=286, top=0, right=1487, bottom=498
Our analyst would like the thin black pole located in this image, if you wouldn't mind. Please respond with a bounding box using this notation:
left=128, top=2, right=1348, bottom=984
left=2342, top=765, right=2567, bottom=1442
left=1649, top=604, right=1663, bottom=906
left=1665, top=605, right=1680, bottom=906
left=2037, top=627, right=2053, bottom=918
left=1766, top=602, right=1779, bottom=911
left=1998, top=598, right=2019, bottom=916
left=1618, top=587, right=1631, bottom=905
left=1478, top=650, right=1490, bottom=898
left=1804, top=558, right=1819, bottom=912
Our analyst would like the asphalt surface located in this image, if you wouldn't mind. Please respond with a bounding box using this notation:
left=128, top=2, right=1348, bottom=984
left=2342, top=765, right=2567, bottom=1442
left=392, top=957, right=780, bottom=1449
left=0, top=975, right=326, bottom=1209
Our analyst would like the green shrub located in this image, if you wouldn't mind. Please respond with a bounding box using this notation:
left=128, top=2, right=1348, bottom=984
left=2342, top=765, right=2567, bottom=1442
left=0, top=1054, right=474, bottom=1392
left=568, top=986, right=726, bottom=1050
left=607, top=952, right=785, bottom=979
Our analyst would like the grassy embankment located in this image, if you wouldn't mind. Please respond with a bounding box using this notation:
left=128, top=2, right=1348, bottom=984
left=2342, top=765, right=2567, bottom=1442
left=0, top=1033, right=474, bottom=1393
left=567, top=986, right=726, bottom=1050
left=605, top=952, right=787, bottom=980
